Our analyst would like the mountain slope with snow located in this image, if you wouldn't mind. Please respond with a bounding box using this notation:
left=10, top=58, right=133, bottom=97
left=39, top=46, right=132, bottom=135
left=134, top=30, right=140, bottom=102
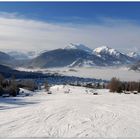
left=0, top=51, right=17, bottom=67
left=28, top=44, right=136, bottom=68
left=93, top=46, right=135, bottom=65
left=93, top=46, right=121, bottom=57
left=29, top=48, right=105, bottom=68
left=127, top=52, right=140, bottom=60
left=0, top=85, right=140, bottom=138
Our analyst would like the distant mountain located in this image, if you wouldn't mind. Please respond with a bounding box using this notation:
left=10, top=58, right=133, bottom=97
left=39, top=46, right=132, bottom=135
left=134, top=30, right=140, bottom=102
left=5, top=51, right=40, bottom=68
left=7, top=51, right=29, bottom=60
left=93, top=46, right=135, bottom=65
left=29, top=48, right=105, bottom=68
left=29, top=44, right=136, bottom=68
left=127, top=52, right=140, bottom=61
left=7, top=51, right=39, bottom=60
left=0, top=51, right=17, bottom=67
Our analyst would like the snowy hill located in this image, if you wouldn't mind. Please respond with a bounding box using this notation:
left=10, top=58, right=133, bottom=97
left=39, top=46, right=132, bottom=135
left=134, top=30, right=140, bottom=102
left=0, top=85, right=140, bottom=138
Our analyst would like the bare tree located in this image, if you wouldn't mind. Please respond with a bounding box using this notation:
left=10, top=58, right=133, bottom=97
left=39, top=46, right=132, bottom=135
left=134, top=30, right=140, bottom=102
left=45, top=81, right=50, bottom=91
left=109, top=77, right=122, bottom=93
left=138, top=81, right=140, bottom=93
left=0, top=73, right=4, bottom=86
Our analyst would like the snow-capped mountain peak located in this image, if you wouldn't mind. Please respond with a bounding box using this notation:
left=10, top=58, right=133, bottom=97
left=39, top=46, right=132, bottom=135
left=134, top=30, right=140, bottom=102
left=93, top=46, right=109, bottom=53
left=64, top=43, right=92, bottom=53
left=93, top=46, right=121, bottom=57
left=127, top=52, right=140, bottom=60
left=91, top=45, right=135, bottom=65
left=30, top=44, right=136, bottom=68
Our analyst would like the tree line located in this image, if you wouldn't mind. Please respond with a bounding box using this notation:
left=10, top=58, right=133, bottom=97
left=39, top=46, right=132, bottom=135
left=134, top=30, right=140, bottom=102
left=0, top=74, right=19, bottom=97
left=0, top=73, right=38, bottom=97
left=108, top=77, right=140, bottom=93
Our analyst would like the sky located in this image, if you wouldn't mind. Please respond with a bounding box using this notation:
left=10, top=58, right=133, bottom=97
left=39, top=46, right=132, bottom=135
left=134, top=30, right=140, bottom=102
left=0, top=2, right=140, bottom=53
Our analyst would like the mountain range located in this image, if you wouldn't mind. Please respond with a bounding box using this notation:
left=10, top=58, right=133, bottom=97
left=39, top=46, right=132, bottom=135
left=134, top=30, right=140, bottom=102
left=0, top=43, right=139, bottom=69
left=29, top=44, right=138, bottom=68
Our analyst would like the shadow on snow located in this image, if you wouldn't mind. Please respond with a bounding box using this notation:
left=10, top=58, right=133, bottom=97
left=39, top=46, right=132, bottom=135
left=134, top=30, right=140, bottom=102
left=0, top=97, right=38, bottom=110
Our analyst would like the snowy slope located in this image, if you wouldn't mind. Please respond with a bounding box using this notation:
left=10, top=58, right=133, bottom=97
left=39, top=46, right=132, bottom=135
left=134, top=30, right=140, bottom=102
left=127, top=52, right=140, bottom=60
left=93, top=46, right=121, bottom=57
left=0, top=85, right=140, bottom=138
left=93, top=46, right=135, bottom=65
left=29, top=44, right=136, bottom=68
left=29, top=48, right=105, bottom=68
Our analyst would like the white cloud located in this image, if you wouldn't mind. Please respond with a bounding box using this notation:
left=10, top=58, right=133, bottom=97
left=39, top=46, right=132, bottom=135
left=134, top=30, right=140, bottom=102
left=0, top=13, right=140, bottom=53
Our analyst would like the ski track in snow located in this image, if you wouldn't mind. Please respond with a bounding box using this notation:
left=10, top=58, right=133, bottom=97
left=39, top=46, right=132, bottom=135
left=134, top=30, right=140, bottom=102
left=0, top=85, right=140, bottom=138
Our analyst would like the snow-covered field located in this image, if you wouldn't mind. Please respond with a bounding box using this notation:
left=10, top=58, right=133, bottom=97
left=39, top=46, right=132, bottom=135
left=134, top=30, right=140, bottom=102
left=17, top=66, right=140, bottom=81
left=0, top=85, right=140, bottom=138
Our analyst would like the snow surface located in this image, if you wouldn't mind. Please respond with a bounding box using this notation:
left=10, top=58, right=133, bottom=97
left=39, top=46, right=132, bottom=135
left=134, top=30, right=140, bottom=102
left=18, top=88, right=34, bottom=97
left=127, top=52, right=140, bottom=60
left=0, top=85, right=140, bottom=138
left=93, top=46, right=121, bottom=57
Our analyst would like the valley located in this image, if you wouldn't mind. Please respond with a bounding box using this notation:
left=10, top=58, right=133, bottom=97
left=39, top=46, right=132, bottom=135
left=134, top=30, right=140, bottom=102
left=17, top=66, right=140, bottom=81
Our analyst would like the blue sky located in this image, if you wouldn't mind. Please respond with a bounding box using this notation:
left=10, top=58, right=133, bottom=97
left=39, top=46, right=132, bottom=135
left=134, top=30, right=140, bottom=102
left=0, top=2, right=140, bottom=52
left=0, top=2, right=140, bottom=24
